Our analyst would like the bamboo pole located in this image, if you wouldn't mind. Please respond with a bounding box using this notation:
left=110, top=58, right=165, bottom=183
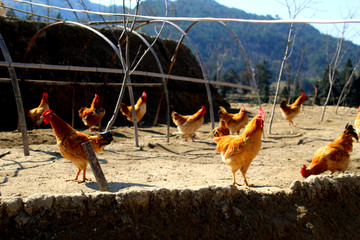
left=0, top=78, right=163, bottom=87
left=0, top=62, right=257, bottom=90
left=123, top=29, right=170, bottom=142
left=219, top=21, right=262, bottom=107
left=0, top=34, right=29, bottom=156
left=124, top=28, right=139, bottom=147
left=132, top=20, right=212, bottom=129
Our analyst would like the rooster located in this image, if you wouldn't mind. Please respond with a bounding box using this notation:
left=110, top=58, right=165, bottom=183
left=301, top=124, right=358, bottom=178
left=212, top=119, right=230, bottom=137
left=26, top=92, right=49, bottom=129
left=354, top=106, right=360, bottom=138
left=120, top=91, right=147, bottom=123
left=41, top=109, right=113, bottom=183
left=280, top=93, right=306, bottom=125
left=218, top=105, right=249, bottom=135
left=172, top=105, right=206, bottom=142
left=214, top=108, right=265, bottom=186
left=78, top=94, right=105, bottom=131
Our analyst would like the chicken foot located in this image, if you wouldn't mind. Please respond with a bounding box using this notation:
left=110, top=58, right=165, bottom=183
left=232, top=171, right=252, bottom=186
left=66, top=169, right=88, bottom=183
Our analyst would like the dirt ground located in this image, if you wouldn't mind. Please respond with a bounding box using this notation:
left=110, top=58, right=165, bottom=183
left=1, top=103, right=360, bottom=198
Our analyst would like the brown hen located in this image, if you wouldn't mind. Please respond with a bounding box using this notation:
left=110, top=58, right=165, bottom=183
left=214, top=108, right=265, bottom=186
left=42, top=109, right=113, bottom=182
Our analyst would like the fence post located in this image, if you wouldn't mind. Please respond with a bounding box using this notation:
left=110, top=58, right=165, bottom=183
left=0, top=34, right=29, bottom=156
left=81, top=141, right=109, bottom=192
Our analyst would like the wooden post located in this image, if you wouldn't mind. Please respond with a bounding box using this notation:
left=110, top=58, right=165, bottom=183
left=81, top=141, right=109, bottom=192
left=0, top=34, right=29, bottom=156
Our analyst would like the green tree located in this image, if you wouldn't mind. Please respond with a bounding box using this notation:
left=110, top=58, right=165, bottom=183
left=338, top=59, right=360, bottom=107
left=239, top=67, right=251, bottom=94
left=218, top=68, right=239, bottom=97
left=349, top=75, right=360, bottom=107
left=316, top=65, right=339, bottom=105
left=293, top=79, right=301, bottom=101
left=255, top=61, right=272, bottom=103
left=280, top=86, right=289, bottom=101
left=6, top=9, right=17, bottom=18
left=339, top=59, right=352, bottom=88
left=26, top=14, right=33, bottom=20
left=56, top=12, right=63, bottom=20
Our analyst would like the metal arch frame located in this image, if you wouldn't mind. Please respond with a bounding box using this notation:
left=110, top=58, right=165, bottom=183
left=21, top=20, right=171, bottom=144
left=89, top=20, right=262, bottom=104
left=21, top=20, right=156, bottom=146
left=171, top=20, right=262, bottom=107
left=0, top=34, right=30, bottom=156
left=113, top=25, right=171, bottom=142
left=17, top=18, right=262, bottom=145
left=172, top=20, right=262, bottom=107
left=23, top=21, right=126, bottom=69
left=129, top=20, right=215, bottom=129
left=218, top=21, right=262, bottom=107
left=22, top=21, right=127, bottom=113
left=169, top=20, right=263, bottom=119
left=131, top=19, right=262, bottom=128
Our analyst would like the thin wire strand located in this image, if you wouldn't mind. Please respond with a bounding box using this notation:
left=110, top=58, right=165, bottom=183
left=10, top=0, right=360, bottom=25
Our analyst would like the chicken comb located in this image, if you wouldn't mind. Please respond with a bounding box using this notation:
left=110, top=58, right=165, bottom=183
left=142, top=91, right=147, bottom=101
left=301, top=165, right=308, bottom=178
left=257, top=107, right=264, bottom=119
left=241, top=105, right=245, bottom=112
left=301, top=93, right=306, bottom=99
left=43, top=92, right=48, bottom=98
left=41, top=109, right=53, bottom=116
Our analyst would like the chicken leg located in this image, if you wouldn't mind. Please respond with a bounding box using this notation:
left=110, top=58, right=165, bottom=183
left=66, top=169, right=87, bottom=183
left=232, top=167, right=251, bottom=186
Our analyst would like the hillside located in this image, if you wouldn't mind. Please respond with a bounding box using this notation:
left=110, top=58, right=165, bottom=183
left=3, top=0, right=360, bottom=90
left=138, top=0, right=360, bottom=80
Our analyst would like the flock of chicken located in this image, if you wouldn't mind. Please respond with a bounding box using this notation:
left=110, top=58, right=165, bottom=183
left=24, top=91, right=360, bottom=187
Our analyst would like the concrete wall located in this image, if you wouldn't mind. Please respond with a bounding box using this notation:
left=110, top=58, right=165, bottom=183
left=1, top=174, right=360, bottom=239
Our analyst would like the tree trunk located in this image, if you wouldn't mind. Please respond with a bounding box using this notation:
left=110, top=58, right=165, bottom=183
left=267, top=23, right=293, bottom=134
left=320, top=80, right=333, bottom=122
left=312, top=83, right=318, bottom=105
left=320, top=24, right=346, bottom=121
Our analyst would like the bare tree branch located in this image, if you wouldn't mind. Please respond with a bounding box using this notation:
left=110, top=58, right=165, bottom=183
left=320, top=23, right=347, bottom=122
left=267, top=0, right=312, bottom=134
left=130, top=0, right=167, bottom=74
left=335, top=59, right=360, bottom=113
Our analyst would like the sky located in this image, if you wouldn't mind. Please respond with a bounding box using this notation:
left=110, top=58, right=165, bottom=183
left=216, top=0, right=360, bottom=45
left=89, top=0, right=360, bottom=45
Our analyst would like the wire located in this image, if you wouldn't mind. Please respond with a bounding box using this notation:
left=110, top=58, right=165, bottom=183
left=10, top=0, right=360, bottom=25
